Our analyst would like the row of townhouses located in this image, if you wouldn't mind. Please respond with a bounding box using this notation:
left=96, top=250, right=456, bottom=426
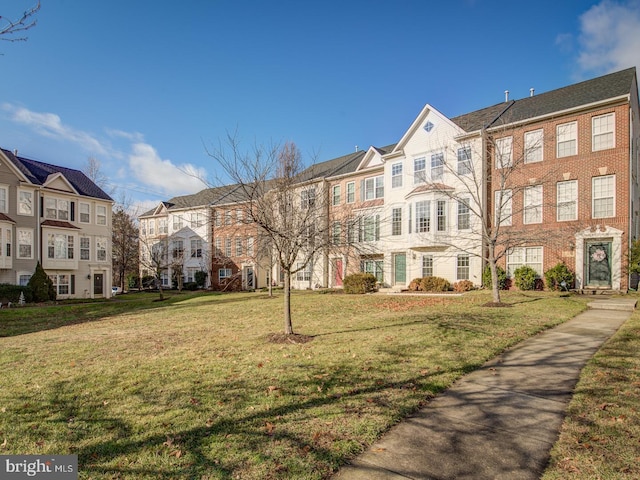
left=0, top=149, right=114, bottom=299
left=139, top=67, right=640, bottom=293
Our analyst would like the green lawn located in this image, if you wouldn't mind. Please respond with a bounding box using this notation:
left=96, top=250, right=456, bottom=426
left=0, top=290, right=588, bottom=479
left=543, top=304, right=640, bottom=479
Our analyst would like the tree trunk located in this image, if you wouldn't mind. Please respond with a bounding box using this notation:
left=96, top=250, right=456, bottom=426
left=488, top=245, right=501, bottom=304
left=283, top=270, right=293, bottom=334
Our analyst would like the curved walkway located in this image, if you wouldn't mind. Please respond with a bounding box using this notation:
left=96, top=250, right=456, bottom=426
left=334, top=297, right=636, bottom=480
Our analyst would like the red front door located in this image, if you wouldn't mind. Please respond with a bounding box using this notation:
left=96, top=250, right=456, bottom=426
left=334, top=259, right=343, bottom=287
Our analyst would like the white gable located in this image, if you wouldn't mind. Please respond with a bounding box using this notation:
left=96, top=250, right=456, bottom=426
left=355, top=146, right=386, bottom=171
left=43, top=173, right=78, bottom=194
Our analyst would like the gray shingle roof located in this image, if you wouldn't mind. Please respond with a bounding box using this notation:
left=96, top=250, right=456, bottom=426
left=452, top=67, right=637, bottom=131
left=2, top=149, right=113, bottom=201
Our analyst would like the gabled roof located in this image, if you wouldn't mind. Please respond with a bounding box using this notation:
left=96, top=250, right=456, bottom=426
left=1, top=149, right=113, bottom=201
left=297, top=150, right=368, bottom=182
left=451, top=67, right=637, bottom=132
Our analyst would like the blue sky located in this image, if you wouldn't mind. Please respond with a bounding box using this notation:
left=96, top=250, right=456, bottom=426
left=1, top=0, right=640, bottom=213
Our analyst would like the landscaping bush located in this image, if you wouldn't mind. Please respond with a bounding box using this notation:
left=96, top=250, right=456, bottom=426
left=513, top=265, right=538, bottom=291
left=453, top=280, right=475, bottom=292
left=194, top=270, right=208, bottom=288
left=544, top=262, right=574, bottom=291
left=0, top=284, right=33, bottom=303
left=420, top=276, right=450, bottom=292
left=343, top=273, right=377, bottom=294
left=27, top=262, right=56, bottom=302
left=482, top=264, right=507, bottom=290
left=408, top=278, right=422, bottom=291
left=184, top=282, right=198, bottom=291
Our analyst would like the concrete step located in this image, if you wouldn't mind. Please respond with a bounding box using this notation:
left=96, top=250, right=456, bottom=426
left=587, top=297, right=637, bottom=311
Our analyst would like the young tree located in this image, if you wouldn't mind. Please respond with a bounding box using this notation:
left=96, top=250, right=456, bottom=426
left=139, top=235, right=171, bottom=301
left=112, top=207, right=139, bottom=291
left=0, top=1, right=40, bottom=43
left=207, top=138, right=333, bottom=335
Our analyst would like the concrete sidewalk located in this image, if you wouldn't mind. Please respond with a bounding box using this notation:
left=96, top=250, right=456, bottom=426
left=334, top=297, right=636, bottom=480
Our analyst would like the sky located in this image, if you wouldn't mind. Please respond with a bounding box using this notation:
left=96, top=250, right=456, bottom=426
left=1, top=0, right=640, bottom=214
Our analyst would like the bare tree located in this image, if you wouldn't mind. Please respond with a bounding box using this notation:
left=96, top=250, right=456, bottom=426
left=139, top=234, right=171, bottom=301
left=112, top=207, right=139, bottom=291
left=207, top=138, right=335, bottom=335
left=0, top=1, right=40, bottom=43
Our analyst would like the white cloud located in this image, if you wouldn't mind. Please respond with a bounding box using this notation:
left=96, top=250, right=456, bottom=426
left=129, top=142, right=209, bottom=197
left=2, top=103, right=110, bottom=155
left=577, top=0, right=640, bottom=74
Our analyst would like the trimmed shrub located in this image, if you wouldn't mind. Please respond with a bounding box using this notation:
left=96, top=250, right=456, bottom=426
left=27, top=262, right=56, bottom=302
left=420, top=276, right=450, bottom=292
left=544, top=263, right=574, bottom=291
left=343, top=273, right=377, bottom=294
left=453, top=280, right=474, bottom=292
left=408, top=278, right=422, bottom=291
left=482, top=264, right=507, bottom=290
left=514, top=265, right=538, bottom=291
left=194, top=270, right=208, bottom=288
left=184, top=282, right=198, bottom=291
left=0, top=284, right=33, bottom=303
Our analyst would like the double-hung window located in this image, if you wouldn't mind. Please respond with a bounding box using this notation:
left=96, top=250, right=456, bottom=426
left=457, top=255, right=470, bottom=280
left=80, top=237, right=90, bottom=260
left=415, top=201, right=430, bottom=233
left=191, top=238, right=202, bottom=257
left=524, top=185, right=543, bottom=224
left=524, top=129, right=543, bottom=163
left=414, top=157, right=426, bottom=184
left=557, top=180, right=577, bottom=221
left=422, top=255, right=433, bottom=277
left=457, top=147, right=472, bottom=175
left=47, top=234, right=74, bottom=259
left=391, top=208, right=402, bottom=236
left=593, top=175, right=615, bottom=218
left=436, top=200, right=447, bottom=231
left=431, top=153, right=444, bottom=181
left=346, top=182, right=355, bottom=203
left=557, top=122, right=577, bottom=157
left=18, top=190, right=33, bottom=216
left=45, top=198, right=70, bottom=220
left=79, top=203, right=90, bottom=223
left=0, top=186, right=8, bottom=213
left=17, top=229, right=33, bottom=259
left=96, top=237, right=107, bottom=261
left=96, top=205, right=107, bottom=225
left=457, top=199, right=470, bottom=230
left=391, top=163, right=403, bottom=188
left=363, top=176, right=384, bottom=200
left=592, top=113, right=615, bottom=151
left=332, top=185, right=341, bottom=205
left=235, top=237, right=243, bottom=256
left=495, top=189, right=512, bottom=227
left=495, top=137, right=513, bottom=168
left=507, top=247, right=543, bottom=277
left=225, top=237, right=232, bottom=257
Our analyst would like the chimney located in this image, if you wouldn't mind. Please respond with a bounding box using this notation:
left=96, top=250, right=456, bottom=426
left=355, top=145, right=359, bottom=152
left=504, top=90, right=509, bottom=102
left=13, top=149, right=18, bottom=156
left=530, top=87, right=535, bottom=97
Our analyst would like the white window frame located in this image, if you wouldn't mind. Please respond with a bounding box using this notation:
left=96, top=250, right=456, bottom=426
left=235, top=237, right=243, bottom=256
left=364, top=176, right=384, bottom=200
left=415, top=200, right=430, bottom=233
left=457, top=147, right=472, bottom=175
left=495, top=137, right=513, bottom=168
left=80, top=236, right=91, bottom=261
left=79, top=202, right=90, bottom=223
left=557, top=121, right=577, bottom=158
left=507, top=246, right=543, bottom=277
left=592, top=113, right=615, bottom=151
left=96, top=237, right=107, bottom=262
left=190, top=238, right=202, bottom=258
left=332, top=185, right=341, bottom=205
left=431, top=153, right=444, bottom=181
left=225, top=237, right=232, bottom=257
left=422, top=255, right=433, bottom=277
left=45, top=197, right=69, bottom=220
left=49, top=274, right=70, bottom=296
left=592, top=175, right=615, bottom=218
left=495, top=189, right=512, bottom=227
left=436, top=200, right=447, bottom=232
left=457, top=255, right=470, bottom=280
left=331, top=221, right=342, bottom=245
left=391, top=162, right=403, bottom=188
left=0, top=185, right=8, bottom=213
left=391, top=207, right=402, bottom=236
left=296, top=262, right=312, bottom=282
left=47, top=233, right=74, bottom=260
left=557, top=180, right=577, bottom=221
left=17, top=228, right=33, bottom=259
left=219, top=268, right=232, bottom=281
left=173, top=215, right=183, bottom=231
left=524, top=129, right=543, bottom=163
left=17, top=272, right=31, bottom=286
left=457, top=199, right=470, bottom=230
left=414, top=157, right=427, bottom=184
left=247, top=237, right=254, bottom=256
left=524, top=185, right=543, bottom=224
left=17, top=189, right=34, bottom=216
left=96, top=205, right=107, bottom=226
left=346, top=182, right=355, bottom=204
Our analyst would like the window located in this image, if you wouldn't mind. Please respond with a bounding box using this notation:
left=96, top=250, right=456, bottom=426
left=436, top=200, right=447, bottom=231
left=236, top=209, right=243, bottom=224
left=431, top=153, right=444, bottom=181
left=235, top=237, right=243, bottom=256
left=173, top=215, right=183, bottom=231
left=495, top=189, right=512, bottom=227
left=80, top=237, right=90, bottom=260
left=49, top=274, right=70, bottom=296
left=457, top=255, right=470, bottom=280
left=96, top=205, right=107, bottom=225
left=457, top=199, right=470, bottom=230
left=391, top=208, right=402, bottom=236
left=2, top=228, right=10, bottom=258
left=296, top=262, right=311, bottom=281
left=557, top=122, right=577, bottom=157
left=96, top=237, right=107, bottom=261
left=557, top=180, right=577, bottom=221
left=247, top=237, right=254, bottom=256
left=172, top=240, right=184, bottom=259
left=225, top=237, right=232, bottom=257
left=422, top=255, right=433, bottom=277
left=47, top=234, right=74, bottom=259
left=186, top=268, right=197, bottom=283
left=362, top=215, right=380, bottom=242
left=45, top=198, right=69, bottom=220
left=361, top=258, right=383, bottom=283
left=79, top=202, right=90, bottom=223
left=457, top=147, right=472, bottom=175
left=18, top=274, right=31, bottom=286
left=524, top=185, right=543, bottom=224
left=17, top=229, right=33, bottom=259
left=157, top=218, right=167, bottom=234
left=149, top=220, right=155, bottom=235
left=219, top=268, right=232, bottom=281
left=331, top=221, right=342, bottom=245
left=214, top=211, right=221, bottom=227
left=301, top=189, right=316, bottom=208
left=391, top=163, right=403, bottom=188
left=363, top=176, right=384, bottom=200
left=191, top=212, right=204, bottom=228
left=346, top=182, right=355, bottom=203
left=18, top=190, right=33, bottom=216
left=507, top=247, right=543, bottom=277
left=346, top=218, right=357, bottom=244
left=414, top=157, right=427, bottom=184
left=0, top=186, right=8, bottom=213
left=593, top=175, right=615, bottom=218
left=191, top=238, right=202, bottom=258
left=224, top=210, right=232, bottom=225
left=593, top=113, right=615, bottom=151
left=332, top=185, right=341, bottom=205
left=495, top=137, right=513, bottom=168
left=416, top=201, right=430, bottom=233
left=214, top=237, right=222, bottom=255
left=524, top=129, right=543, bottom=163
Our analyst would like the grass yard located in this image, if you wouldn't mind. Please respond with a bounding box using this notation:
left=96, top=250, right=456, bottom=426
left=542, top=305, right=640, bottom=479
left=0, top=290, right=588, bottom=479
